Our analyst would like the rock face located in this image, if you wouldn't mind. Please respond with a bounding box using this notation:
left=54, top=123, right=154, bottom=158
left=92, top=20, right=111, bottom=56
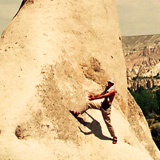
left=0, top=0, right=159, bottom=160
left=122, top=35, right=160, bottom=90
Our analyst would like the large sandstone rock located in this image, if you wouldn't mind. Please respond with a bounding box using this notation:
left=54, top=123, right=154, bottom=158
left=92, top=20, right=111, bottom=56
left=0, top=0, right=159, bottom=159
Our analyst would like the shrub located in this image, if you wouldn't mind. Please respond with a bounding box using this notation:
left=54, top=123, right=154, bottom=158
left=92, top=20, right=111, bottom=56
left=129, top=87, right=159, bottom=117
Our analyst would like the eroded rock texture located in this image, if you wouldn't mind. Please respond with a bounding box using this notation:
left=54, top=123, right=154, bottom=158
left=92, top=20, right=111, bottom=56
left=0, top=0, right=159, bottom=160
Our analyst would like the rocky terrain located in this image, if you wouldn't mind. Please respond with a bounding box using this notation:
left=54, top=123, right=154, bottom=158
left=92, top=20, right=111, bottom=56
left=122, top=35, right=160, bottom=90
left=122, top=35, right=160, bottom=151
left=0, top=0, right=159, bottom=160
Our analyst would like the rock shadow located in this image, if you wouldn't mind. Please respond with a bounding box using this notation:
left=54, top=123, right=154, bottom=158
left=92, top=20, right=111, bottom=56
left=70, top=111, right=112, bottom=141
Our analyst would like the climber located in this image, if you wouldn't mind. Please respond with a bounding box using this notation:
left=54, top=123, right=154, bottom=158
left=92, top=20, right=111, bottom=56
left=70, top=79, right=117, bottom=144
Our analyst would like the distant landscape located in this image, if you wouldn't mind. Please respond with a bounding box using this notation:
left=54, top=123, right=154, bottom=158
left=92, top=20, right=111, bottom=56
left=122, top=34, right=160, bottom=149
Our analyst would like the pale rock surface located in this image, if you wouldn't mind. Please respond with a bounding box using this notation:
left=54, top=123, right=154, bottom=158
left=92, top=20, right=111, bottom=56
left=146, top=62, right=160, bottom=76
left=0, top=0, right=159, bottom=160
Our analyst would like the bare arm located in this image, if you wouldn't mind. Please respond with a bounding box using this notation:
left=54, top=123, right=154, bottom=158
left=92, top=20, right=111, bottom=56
left=88, top=89, right=116, bottom=101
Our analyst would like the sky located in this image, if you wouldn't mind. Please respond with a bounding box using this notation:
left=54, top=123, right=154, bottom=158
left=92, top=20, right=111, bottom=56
left=0, top=0, right=22, bottom=34
left=0, top=0, right=160, bottom=36
left=116, top=0, right=160, bottom=36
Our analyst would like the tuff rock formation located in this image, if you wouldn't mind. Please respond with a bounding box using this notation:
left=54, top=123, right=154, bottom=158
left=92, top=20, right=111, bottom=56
left=0, top=0, right=159, bottom=160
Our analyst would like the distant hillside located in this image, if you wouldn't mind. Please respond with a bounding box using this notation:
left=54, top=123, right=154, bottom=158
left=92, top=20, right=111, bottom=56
left=122, top=34, right=160, bottom=56
left=122, top=34, right=160, bottom=91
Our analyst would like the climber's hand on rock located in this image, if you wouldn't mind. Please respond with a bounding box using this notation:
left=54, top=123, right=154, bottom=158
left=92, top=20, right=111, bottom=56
left=88, top=94, right=95, bottom=101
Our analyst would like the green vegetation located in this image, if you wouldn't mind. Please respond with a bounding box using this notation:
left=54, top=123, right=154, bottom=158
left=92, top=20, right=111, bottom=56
left=129, top=87, right=159, bottom=117
left=129, top=87, right=160, bottom=150
left=156, top=89, right=160, bottom=107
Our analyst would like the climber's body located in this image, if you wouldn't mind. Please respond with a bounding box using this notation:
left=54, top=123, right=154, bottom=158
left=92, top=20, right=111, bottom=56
left=88, top=86, right=116, bottom=105
left=70, top=80, right=117, bottom=144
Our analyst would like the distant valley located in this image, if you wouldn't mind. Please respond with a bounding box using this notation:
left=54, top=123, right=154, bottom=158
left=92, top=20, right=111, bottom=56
left=122, top=34, right=160, bottom=91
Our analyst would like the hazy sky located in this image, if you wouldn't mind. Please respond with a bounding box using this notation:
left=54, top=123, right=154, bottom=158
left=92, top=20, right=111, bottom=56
left=0, top=0, right=22, bottom=34
left=0, top=0, right=160, bottom=36
left=116, top=0, right=160, bottom=36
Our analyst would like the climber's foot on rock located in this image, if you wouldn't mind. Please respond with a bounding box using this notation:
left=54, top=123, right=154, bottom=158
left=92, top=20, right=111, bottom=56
left=113, top=136, right=117, bottom=144
left=69, top=110, right=80, bottom=118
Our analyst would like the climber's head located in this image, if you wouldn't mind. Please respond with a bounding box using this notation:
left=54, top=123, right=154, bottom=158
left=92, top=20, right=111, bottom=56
left=107, top=79, right=114, bottom=86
